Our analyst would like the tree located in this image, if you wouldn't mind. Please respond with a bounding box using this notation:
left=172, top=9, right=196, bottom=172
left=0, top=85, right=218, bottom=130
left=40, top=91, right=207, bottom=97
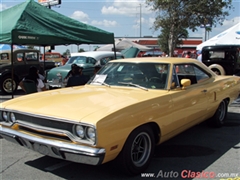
left=158, top=25, right=188, bottom=55
left=63, top=49, right=71, bottom=56
left=146, top=0, right=233, bottom=56
left=93, top=46, right=100, bottom=51
left=78, top=48, right=85, bottom=52
left=27, top=45, right=37, bottom=50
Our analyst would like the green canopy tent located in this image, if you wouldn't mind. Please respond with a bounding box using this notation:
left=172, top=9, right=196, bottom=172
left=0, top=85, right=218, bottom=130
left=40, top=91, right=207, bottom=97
left=0, top=0, right=115, bottom=45
left=0, top=0, right=116, bottom=97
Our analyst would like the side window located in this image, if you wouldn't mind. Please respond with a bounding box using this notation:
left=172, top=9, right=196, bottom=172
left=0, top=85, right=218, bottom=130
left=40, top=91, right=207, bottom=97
left=194, top=66, right=210, bottom=83
left=116, top=55, right=124, bottom=59
left=176, top=64, right=196, bottom=85
left=0, top=53, right=9, bottom=60
left=25, top=52, right=38, bottom=61
left=87, top=57, right=96, bottom=65
left=175, top=64, right=211, bottom=86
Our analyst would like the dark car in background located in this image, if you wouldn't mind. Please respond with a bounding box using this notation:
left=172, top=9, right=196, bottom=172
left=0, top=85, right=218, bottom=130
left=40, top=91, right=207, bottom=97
left=201, top=45, right=240, bottom=76
left=0, top=49, right=55, bottom=94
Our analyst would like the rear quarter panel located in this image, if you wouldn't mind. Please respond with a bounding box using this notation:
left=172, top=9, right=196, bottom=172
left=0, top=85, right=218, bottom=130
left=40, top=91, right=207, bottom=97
left=206, top=75, right=240, bottom=116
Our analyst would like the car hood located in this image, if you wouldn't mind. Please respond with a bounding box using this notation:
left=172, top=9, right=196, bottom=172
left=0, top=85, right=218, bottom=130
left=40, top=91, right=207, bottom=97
left=1, top=85, right=168, bottom=125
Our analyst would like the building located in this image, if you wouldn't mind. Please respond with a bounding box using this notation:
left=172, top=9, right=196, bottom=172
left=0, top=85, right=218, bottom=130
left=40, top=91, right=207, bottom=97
left=115, top=36, right=203, bottom=56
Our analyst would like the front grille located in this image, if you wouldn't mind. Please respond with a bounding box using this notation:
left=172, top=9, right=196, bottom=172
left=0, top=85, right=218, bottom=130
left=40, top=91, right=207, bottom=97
left=15, top=113, right=74, bottom=132
left=19, top=126, right=71, bottom=141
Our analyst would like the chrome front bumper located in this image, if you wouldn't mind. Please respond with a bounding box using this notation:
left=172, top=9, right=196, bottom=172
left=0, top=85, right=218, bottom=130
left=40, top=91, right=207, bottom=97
left=0, top=127, right=105, bottom=165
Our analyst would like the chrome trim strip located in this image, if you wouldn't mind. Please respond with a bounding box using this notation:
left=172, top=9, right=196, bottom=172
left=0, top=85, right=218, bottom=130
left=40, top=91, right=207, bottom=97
left=0, top=127, right=105, bottom=160
left=16, top=121, right=95, bottom=145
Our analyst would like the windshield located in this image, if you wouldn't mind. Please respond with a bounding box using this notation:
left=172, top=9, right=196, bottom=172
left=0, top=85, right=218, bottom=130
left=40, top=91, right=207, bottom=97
left=202, top=50, right=236, bottom=61
left=66, top=56, right=95, bottom=65
left=88, top=62, right=170, bottom=90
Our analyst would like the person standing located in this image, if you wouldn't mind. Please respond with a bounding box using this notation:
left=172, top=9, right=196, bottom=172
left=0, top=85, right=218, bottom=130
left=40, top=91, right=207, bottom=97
left=197, top=50, right=202, bottom=62
left=64, top=63, right=78, bottom=81
left=66, top=66, right=89, bottom=87
left=185, top=51, right=191, bottom=58
left=162, top=52, right=168, bottom=57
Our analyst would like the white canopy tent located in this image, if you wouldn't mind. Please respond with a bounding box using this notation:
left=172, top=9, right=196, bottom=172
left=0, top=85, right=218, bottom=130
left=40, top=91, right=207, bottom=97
left=97, top=39, right=153, bottom=52
left=196, top=22, right=240, bottom=50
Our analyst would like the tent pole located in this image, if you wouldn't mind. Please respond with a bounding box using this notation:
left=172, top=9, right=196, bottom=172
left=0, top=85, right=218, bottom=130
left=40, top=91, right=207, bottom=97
left=43, top=46, right=46, bottom=76
left=11, top=44, right=14, bottom=99
left=113, top=42, right=117, bottom=59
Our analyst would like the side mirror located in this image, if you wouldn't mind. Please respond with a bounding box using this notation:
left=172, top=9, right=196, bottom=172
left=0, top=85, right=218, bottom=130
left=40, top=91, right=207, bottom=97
left=181, top=79, right=191, bottom=89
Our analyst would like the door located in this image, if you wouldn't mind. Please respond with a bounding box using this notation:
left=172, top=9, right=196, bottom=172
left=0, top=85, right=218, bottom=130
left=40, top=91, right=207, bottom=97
left=170, top=64, right=211, bottom=132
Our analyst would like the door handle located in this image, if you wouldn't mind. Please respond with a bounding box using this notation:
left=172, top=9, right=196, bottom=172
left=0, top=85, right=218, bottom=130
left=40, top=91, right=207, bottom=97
left=201, top=89, right=207, bottom=93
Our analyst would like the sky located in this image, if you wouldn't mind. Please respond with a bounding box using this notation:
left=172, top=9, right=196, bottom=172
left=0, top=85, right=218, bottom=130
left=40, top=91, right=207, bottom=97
left=1, top=0, right=240, bottom=54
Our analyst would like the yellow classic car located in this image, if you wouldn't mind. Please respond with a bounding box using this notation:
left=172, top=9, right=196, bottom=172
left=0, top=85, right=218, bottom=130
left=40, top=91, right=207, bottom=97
left=0, top=57, right=240, bottom=175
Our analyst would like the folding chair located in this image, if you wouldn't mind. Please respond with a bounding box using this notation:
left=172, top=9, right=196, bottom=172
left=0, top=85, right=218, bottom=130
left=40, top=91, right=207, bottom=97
left=22, top=79, right=37, bottom=94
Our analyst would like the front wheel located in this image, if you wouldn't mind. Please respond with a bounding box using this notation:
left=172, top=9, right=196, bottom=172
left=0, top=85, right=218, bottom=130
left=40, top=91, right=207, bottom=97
left=208, top=100, right=228, bottom=127
left=116, top=125, right=155, bottom=175
left=0, top=76, right=18, bottom=94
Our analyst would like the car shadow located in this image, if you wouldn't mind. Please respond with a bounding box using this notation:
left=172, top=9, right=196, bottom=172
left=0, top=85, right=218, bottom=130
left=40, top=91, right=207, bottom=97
left=24, top=112, right=240, bottom=180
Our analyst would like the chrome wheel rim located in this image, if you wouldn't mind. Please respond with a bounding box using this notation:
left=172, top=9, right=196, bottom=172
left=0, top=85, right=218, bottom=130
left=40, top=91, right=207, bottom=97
left=3, top=78, right=16, bottom=93
left=218, top=101, right=226, bottom=122
left=131, top=132, right=151, bottom=167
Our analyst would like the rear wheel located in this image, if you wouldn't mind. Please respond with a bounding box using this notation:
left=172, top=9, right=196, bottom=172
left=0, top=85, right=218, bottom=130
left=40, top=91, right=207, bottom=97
left=0, top=76, right=18, bottom=94
left=209, top=64, right=226, bottom=75
left=116, top=125, right=155, bottom=175
left=208, top=100, right=228, bottom=127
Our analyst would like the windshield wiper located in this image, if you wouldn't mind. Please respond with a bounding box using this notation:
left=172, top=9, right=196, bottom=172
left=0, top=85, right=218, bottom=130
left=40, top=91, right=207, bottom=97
left=118, top=82, right=148, bottom=91
left=94, top=81, right=111, bottom=87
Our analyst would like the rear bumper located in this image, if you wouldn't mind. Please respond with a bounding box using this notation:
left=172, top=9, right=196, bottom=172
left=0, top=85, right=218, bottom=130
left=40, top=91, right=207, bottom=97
left=0, top=127, right=105, bottom=165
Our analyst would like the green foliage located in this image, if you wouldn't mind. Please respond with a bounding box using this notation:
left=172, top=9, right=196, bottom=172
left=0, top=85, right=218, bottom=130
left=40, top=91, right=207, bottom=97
left=78, top=48, right=85, bottom=52
left=93, top=46, right=100, bottom=51
left=27, top=45, right=37, bottom=50
left=145, top=0, right=233, bottom=56
left=63, top=49, right=71, bottom=56
left=158, top=26, right=188, bottom=54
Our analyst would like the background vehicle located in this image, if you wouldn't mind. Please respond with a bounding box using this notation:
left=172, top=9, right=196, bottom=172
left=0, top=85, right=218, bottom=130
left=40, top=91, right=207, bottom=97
left=46, top=51, right=124, bottom=88
left=0, top=49, right=55, bottom=94
left=201, top=45, right=240, bottom=75
left=40, top=52, right=66, bottom=66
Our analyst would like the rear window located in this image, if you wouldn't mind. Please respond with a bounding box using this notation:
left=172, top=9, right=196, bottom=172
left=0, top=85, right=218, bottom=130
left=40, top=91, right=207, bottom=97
left=45, top=53, right=61, bottom=59
left=202, top=50, right=236, bottom=61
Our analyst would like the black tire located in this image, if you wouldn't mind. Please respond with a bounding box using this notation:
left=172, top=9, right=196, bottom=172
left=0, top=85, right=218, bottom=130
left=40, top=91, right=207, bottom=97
left=0, top=75, right=18, bottom=94
left=116, top=125, right=155, bottom=176
left=208, top=100, right=228, bottom=127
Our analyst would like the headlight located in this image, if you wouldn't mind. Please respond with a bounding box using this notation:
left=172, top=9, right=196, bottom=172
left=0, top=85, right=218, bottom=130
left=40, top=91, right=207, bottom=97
left=55, top=62, right=61, bottom=66
left=86, top=127, right=96, bottom=141
left=75, top=125, right=85, bottom=138
left=2, top=111, right=8, bottom=122
left=9, top=112, right=16, bottom=122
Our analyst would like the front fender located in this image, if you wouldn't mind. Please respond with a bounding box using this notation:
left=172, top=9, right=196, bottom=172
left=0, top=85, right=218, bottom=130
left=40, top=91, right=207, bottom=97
left=0, top=69, right=20, bottom=83
left=0, top=68, right=12, bottom=77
